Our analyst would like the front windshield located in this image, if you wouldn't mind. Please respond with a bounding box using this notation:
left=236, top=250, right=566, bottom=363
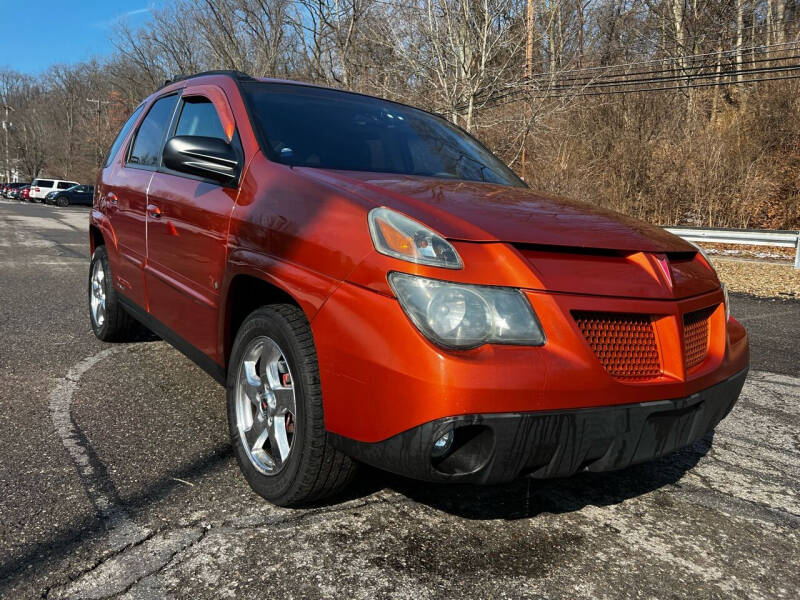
left=242, top=82, right=524, bottom=188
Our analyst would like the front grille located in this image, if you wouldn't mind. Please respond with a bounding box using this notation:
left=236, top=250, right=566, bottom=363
left=683, top=306, right=714, bottom=370
left=573, top=311, right=661, bottom=380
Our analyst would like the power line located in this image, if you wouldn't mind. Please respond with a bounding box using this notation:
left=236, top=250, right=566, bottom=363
left=528, top=61, right=800, bottom=94
left=523, top=46, right=800, bottom=88
left=463, top=40, right=800, bottom=110
left=523, top=39, right=800, bottom=81
left=486, top=72, right=800, bottom=106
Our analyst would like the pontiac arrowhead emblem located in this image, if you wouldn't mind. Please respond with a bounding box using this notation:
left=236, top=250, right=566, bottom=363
left=654, top=254, right=673, bottom=288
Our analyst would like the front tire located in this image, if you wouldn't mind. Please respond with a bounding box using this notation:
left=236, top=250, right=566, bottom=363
left=227, top=304, right=355, bottom=506
left=88, top=245, right=142, bottom=341
left=57, top=196, right=69, bottom=207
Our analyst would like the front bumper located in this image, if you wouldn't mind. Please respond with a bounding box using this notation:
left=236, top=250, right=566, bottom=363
left=331, top=367, right=747, bottom=484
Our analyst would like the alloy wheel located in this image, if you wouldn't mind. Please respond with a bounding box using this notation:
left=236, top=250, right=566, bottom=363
left=89, top=260, right=106, bottom=327
left=235, top=336, right=297, bottom=475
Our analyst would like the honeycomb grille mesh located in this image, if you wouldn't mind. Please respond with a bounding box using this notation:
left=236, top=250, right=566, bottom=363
left=683, top=307, right=714, bottom=370
left=573, top=311, right=661, bottom=379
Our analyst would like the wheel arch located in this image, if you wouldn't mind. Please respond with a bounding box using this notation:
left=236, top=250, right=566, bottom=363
left=89, top=224, right=105, bottom=255
left=222, top=274, right=304, bottom=370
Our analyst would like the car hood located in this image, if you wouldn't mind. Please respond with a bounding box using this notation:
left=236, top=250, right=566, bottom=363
left=298, top=169, right=694, bottom=253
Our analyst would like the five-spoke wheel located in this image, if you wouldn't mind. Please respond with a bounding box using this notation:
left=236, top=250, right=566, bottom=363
left=89, top=259, right=106, bottom=328
left=226, top=304, right=355, bottom=506
left=235, top=337, right=297, bottom=475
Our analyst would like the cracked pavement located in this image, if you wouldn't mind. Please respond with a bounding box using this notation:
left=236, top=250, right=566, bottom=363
left=0, top=199, right=798, bottom=599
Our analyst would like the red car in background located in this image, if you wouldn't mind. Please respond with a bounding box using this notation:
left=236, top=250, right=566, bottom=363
left=89, top=71, right=749, bottom=506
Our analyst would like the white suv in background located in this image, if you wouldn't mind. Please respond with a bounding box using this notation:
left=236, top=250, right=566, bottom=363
left=29, top=179, right=79, bottom=202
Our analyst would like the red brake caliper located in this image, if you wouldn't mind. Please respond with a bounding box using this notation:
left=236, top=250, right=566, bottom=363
left=282, top=372, right=295, bottom=433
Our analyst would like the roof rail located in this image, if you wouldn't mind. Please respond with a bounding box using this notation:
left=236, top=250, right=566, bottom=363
left=160, top=70, right=255, bottom=89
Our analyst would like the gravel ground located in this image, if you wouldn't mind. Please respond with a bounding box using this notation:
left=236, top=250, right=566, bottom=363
left=713, top=257, right=800, bottom=300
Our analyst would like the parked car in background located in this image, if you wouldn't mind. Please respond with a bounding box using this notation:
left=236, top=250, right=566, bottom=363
left=46, top=184, right=94, bottom=207
left=89, top=71, right=749, bottom=506
left=19, top=185, right=31, bottom=201
left=29, top=179, right=79, bottom=202
left=2, top=182, right=28, bottom=198
left=9, top=184, right=29, bottom=200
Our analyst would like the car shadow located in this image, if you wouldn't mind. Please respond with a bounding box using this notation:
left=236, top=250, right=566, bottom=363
left=0, top=434, right=711, bottom=593
left=334, top=433, right=713, bottom=520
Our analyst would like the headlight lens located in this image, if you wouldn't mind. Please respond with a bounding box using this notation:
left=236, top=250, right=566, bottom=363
left=388, top=272, right=545, bottom=349
left=368, top=207, right=462, bottom=269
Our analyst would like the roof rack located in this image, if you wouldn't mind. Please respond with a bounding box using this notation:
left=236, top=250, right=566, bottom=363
left=159, top=70, right=255, bottom=89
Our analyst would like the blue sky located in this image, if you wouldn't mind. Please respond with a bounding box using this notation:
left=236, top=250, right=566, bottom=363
left=0, top=0, right=159, bottom=74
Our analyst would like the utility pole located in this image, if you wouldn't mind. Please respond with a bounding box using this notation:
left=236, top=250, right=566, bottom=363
left=2, top=104, right=14, bottom=182
left=525, top=0, right=534, bottom=79
left=86, top=98, right=110, bottom=167
left=522, top=0, right=535, bottom=181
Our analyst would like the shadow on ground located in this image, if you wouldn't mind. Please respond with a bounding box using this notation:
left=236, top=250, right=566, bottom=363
left=0, top=428, right=710, bottom=594
left=342, top=433, right=712, bottom=520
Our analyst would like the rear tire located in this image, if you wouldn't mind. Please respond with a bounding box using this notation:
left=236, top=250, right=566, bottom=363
left=227, top=304, right=356, bottom=506
left=88, top=245, right=143, bottom=342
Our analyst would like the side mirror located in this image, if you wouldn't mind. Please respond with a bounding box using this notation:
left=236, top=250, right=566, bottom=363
left=162, top=136, right=240, bottom=184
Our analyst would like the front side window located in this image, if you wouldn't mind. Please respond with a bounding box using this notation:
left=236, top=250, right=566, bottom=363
left=128, top=94, right=179, bottom=167
left=57, top=182, right=73, bottom=189
left=241, top=83, right=524, bottom=187
left=104, top=104, right=143, bottom=168
left=174, top=97, right=227, bottom=140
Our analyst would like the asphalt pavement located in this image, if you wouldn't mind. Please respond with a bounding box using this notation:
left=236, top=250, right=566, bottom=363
left=0, top=198, right=798, bottom=599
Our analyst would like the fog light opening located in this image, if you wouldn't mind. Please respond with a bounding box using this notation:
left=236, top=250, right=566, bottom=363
left=431, top=429, right=454, bottom=458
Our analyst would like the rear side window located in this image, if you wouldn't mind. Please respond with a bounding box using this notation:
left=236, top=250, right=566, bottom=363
left=175, top=97, right=227, bottom=140
left=34, top=179, right=54, bottom=187
left=128, top=94, right=179, bottom=167
left=104, top=105, right=143, bottom=168
left=57, top=182, right=74, bottom=189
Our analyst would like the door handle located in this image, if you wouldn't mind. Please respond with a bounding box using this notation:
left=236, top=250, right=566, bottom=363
left=147, top=204, right=162, bottom=219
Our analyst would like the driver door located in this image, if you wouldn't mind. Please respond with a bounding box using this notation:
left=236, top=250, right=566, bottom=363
left=144, top=86, right=241, bottom=364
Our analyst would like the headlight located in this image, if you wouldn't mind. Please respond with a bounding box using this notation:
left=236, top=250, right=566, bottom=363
left=368, top=207, right=462, bottom=269
left=388, top=272, right=545, bottom=349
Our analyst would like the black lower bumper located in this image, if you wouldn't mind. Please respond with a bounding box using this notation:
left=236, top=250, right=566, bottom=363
left=330, top=368, right=748, bottom=484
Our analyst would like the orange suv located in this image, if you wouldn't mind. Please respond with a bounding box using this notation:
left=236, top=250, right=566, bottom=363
left=89, top=71, right=749, bottom=506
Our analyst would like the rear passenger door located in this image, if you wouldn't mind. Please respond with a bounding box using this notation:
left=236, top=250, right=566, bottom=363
left=144, top=87, right=241, bottom=363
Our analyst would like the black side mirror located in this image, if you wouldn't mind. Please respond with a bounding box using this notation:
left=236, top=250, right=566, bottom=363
left=162, top=136, right=240, bottom=184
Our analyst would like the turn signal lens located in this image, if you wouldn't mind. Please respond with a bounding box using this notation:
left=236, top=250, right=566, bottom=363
left=368, top=207, right=462, bottom=269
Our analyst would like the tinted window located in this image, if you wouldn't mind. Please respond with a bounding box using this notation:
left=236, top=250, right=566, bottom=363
left=175, top=97, right=227, bottom=139
left=33, top=179, right=54, bottom=187
left=57, top=182, right=74, bottom=189
left=242, top=83, right=523, bottom=187
left=104, top=105, right=143, bottom=167
left=128, top=94, right=179, bottom=167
